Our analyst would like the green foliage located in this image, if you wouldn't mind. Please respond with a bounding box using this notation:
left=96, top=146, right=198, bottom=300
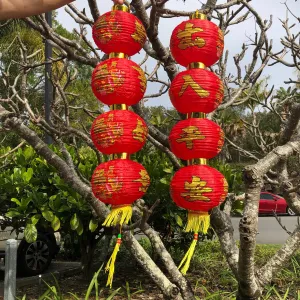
left=0, top=145, right=98, bottom=242
left=210, top=160, right=243, bottom=194
left=146, top=106, right=179, bottom=135
left=134, top=143, right=185, bottom=246
left=170, top=241, right=300, bottom=299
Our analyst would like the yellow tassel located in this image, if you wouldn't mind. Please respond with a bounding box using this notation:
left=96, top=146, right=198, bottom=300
left=105, top=234, right=122, bottom=288
left=102, top=205, right=132, bottom=227
left=185, top=211, right=210, bottom=234
left=178, top=233, right=198, bottom=275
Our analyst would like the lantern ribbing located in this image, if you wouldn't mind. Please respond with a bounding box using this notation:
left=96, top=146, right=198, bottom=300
left=90, top=3, right=149, bottom=288
left=169, top=10, right=228, bottom=274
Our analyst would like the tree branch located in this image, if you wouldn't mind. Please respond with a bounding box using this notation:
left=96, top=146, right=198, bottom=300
left=257, top=225, right=300, bottom=286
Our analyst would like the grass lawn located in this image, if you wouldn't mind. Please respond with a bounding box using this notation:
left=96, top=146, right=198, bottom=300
left=17, top=239, right=300, bottom=299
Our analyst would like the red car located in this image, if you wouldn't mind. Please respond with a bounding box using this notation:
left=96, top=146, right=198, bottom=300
left=259, top=192, right=295, bottom=215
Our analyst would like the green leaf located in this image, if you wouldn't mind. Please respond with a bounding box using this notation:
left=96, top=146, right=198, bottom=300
left=89, top=218, right=98, bottom=233
left=31, top=214, right=41, bottom=225
left=85, top=266, right=103, bottom=300
left=23, top=147, right=34, bottom=160
left=163, top=168, right=173, bottom=174
left=11, top=198, right=21, bottom=206
left=6, top=210, right=21, bottom=218
left=70, top=213, right=79, bottom=230
left=106, top=288, right=121, bottom=300
left=51, top=216, right=61, bottom=231
left=49, top=195, right=57, bottom=211
left=42, top=209, right=54, bottom=222
left=160, top=177, right=169, bottom=185
left=76, top=219, right=83, bottom=236
left=58, top=205, right=70, bottom=213
left=23, top=168, right=33, bottom=182
left=24, top=224, right=37, bottom=243
left=68, top=293, right=80, bottom=300
left=21, top=198, right=32, bottom=209
left=67, top=196, right=78, bottom=208
left=175, top=214, right=183, bottom=227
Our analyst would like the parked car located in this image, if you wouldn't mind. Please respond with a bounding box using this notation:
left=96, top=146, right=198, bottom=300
left=259, top=192, right=295, bottom=216
left=0, top=227, right=60, bottom=276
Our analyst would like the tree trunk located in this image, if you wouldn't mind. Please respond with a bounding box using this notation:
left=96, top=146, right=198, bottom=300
left=80, top=232, right=98, bottom=280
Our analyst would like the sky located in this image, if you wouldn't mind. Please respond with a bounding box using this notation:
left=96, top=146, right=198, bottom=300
left=57, top=0, right=300, bottom=108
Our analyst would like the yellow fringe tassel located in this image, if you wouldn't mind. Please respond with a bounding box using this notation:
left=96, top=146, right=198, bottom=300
left=178, top=212, right=210, bottom=275
left=185, top=211, right=210, bottom=234
left=105, top=234, right=122, bottom=288
left=178, top=233, right=198, bottom=275
left=102, top=205, right=132, bottom=227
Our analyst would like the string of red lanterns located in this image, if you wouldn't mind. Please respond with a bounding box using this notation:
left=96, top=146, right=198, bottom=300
left=169, top=11, right=228, bottom=274
left=91, top=3, right=149, bottom=287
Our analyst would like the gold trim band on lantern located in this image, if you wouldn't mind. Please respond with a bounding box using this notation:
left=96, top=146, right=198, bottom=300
left=188, top=210, right=209, bottom=216
left=109, top=53, right=129, bottom=59
left=187, top=158, right=207, bottom=166
left=110, top=104, right=128, bottom=110
left=110, top=153, right=130, bottom=160
left=112, top=4, right=129, bottom=12
left=186, top=112, right=206, bottom=119
left=190, top=11, right=207, bottom=20
left=187, top=62, right=206, bottom=70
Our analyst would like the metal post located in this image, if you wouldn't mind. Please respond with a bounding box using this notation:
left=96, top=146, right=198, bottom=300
left=4, top=239, right=17, bottom=300
left=45, top=11, right=53, bottom=144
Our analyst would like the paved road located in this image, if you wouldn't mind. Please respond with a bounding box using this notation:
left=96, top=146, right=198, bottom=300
left=232, top=216, right=299, bottom=244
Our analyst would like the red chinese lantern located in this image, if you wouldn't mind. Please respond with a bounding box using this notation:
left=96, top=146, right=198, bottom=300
left=170, top=165, right=228, bottom=213
left=169, top=118, right=224, bottom=160
left=169, top=68, right=224, bottom=114
left=91, top=159, right=150, bottom=209
left=90, top=3, right=149, bottom=288
left=168, top=11, right=226, bottom=275
left=170, top=16, right=224, bottom=67
left=92, top=7, right=147, bottom=56
left=170, top=164, right=228, bottom=274
left=91, top=110, right=148, bottom=155
left=91, top=58, right=146, bottom=106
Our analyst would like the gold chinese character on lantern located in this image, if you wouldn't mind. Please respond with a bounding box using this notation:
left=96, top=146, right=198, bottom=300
left=134, top=170, right=150, bottom=192
left=220, top=178, right=228, bottom=201
left=181, top=176, right=212, bottom=201
left=132, top=66, right=146, bottom=93
left=93, top=166, right=123, bottom=198
left=94, top=61, right=125, bottom=94
left=216, top=28, right=224, bottom=57
left=93, top=113, right=123, bottom=148
left=177, top=23, right=206, bottom=50
left=215, top=81, right=224, bottom=105
left=176, top=126, right=205, bottom=149
left=179, top=75, right=210, bottom=98
left=133, top=119, right=147, bottom=143
left=217, top=130, right=225, bottom=152
left=95, top=12, right=121, bottom=44
left=131, top=20, right=146, bottom=46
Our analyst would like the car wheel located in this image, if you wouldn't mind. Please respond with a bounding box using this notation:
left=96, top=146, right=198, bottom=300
left=18, top=234, right=52, bottom=276
left=287, top=207, right=296, bottom=216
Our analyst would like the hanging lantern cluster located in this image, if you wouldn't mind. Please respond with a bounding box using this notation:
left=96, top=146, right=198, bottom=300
left=169, top=11, right=228, bottom=274
left=90, top=3, right=149, bottom=287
